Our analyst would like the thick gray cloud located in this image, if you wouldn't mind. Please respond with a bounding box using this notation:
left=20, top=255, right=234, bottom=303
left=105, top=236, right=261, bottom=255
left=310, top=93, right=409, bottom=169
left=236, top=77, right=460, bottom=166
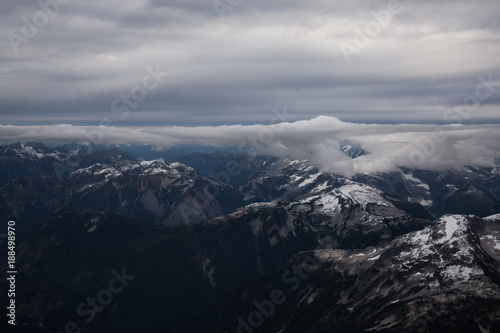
left=1, top=116, right=499, bottom=176
left=1, top=0, right=500, bottom=126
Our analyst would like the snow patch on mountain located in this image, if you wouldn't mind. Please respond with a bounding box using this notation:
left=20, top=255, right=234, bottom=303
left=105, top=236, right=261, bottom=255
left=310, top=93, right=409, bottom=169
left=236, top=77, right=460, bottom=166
left=419, top=199, right=433, bottom=206
left=298, top=173, right=321, bottom=187
left=438, top=215, right=468, bottom=243
left=86, top=215, right=103, bottom=233
left=138, top=159, right=192, bottom=176
left=336, top=182, right=391, bottom=209
left=484, top=214, right=500, bottom=221
left=403, top=173, right=430, bottom=190
left=203, top=258, right=216, bottom=288
left=314, top=182, right=329, bottom=192
left=480, top=235, right=500, bottom=251
left=95, top=166, right=121, bottom=179
left=442, top=265, right=483, bottom=283
left=247, top=202, right=277, bottom=210
left=316, top=195, right=341, bottom=215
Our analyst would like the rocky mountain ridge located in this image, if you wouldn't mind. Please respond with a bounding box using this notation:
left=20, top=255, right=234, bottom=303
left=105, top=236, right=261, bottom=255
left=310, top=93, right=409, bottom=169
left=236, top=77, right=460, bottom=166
left=1, top=142, right=500, bottom=332
left=180, top=214, right=500, bottom=332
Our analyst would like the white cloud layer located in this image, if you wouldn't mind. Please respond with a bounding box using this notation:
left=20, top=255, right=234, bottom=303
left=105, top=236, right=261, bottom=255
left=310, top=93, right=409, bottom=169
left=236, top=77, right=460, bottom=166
left=1, top=116, right=499, bottom=176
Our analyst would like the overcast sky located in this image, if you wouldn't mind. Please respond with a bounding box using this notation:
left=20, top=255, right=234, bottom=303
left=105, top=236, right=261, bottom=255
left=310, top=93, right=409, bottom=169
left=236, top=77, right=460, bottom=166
left=1, top=0, right=500, bottom=127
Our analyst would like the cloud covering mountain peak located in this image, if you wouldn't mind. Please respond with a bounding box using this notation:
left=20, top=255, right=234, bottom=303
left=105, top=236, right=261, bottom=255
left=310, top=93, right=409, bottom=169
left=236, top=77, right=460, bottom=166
left=2, top=116, right=499, bottom=176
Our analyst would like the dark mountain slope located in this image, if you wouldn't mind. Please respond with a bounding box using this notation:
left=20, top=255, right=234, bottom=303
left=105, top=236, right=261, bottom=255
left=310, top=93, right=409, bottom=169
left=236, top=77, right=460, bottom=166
left=179, top=214, right=500, bottom=333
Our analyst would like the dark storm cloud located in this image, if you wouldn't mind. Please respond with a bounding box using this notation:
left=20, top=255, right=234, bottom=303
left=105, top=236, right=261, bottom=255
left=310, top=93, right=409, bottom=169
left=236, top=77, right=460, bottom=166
left=1, top=0, right=500, bottom=125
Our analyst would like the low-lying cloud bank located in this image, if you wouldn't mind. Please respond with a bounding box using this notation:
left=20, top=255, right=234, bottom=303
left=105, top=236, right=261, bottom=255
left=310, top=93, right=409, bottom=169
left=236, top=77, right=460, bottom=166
left=1, top=116, right=499, bottom=177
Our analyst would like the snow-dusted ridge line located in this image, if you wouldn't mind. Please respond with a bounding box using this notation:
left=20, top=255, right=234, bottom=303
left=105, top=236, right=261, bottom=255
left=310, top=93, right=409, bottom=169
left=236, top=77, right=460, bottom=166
left=242, top=180, right=396, bottom=219
left=313, top=214, right=498, bottom=293
left=69, top=158, right=195, bottom=179
left=394, top=215, right=482, bottom=280
left=484, top=213, right=500, bottom=221
left=10, top=143, right=79, bottom=161
left=335, top=181, right=391, bottom=209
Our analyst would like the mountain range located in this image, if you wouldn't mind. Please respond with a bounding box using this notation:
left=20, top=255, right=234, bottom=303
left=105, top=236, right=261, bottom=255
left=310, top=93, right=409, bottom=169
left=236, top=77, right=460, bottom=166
left=1, top=142, right=499, bottom=332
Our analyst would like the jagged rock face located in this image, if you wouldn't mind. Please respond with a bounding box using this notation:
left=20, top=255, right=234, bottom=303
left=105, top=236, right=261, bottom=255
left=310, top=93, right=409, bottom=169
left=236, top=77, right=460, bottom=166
left=62, top=159, right=239, bottom=227
left=1, top=144, right=445, bottom=233
left=304, top=215, right=500, bottom=332
left=182, top=215, right=500, bottom=333
left=3, top=143, right=499, bottom=231
left=238, top=159, right=500, bottom=220
left=0, top=189, right=429, bottom=332
left=201, top=184, right=428, bottom=291
left=354, top=167, right=500, bottom=218
left=237, top=180, right=427, bottom=250
left=0, top=158, right=244, bottom=230
left=169, top=150, right=500, bottom=219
